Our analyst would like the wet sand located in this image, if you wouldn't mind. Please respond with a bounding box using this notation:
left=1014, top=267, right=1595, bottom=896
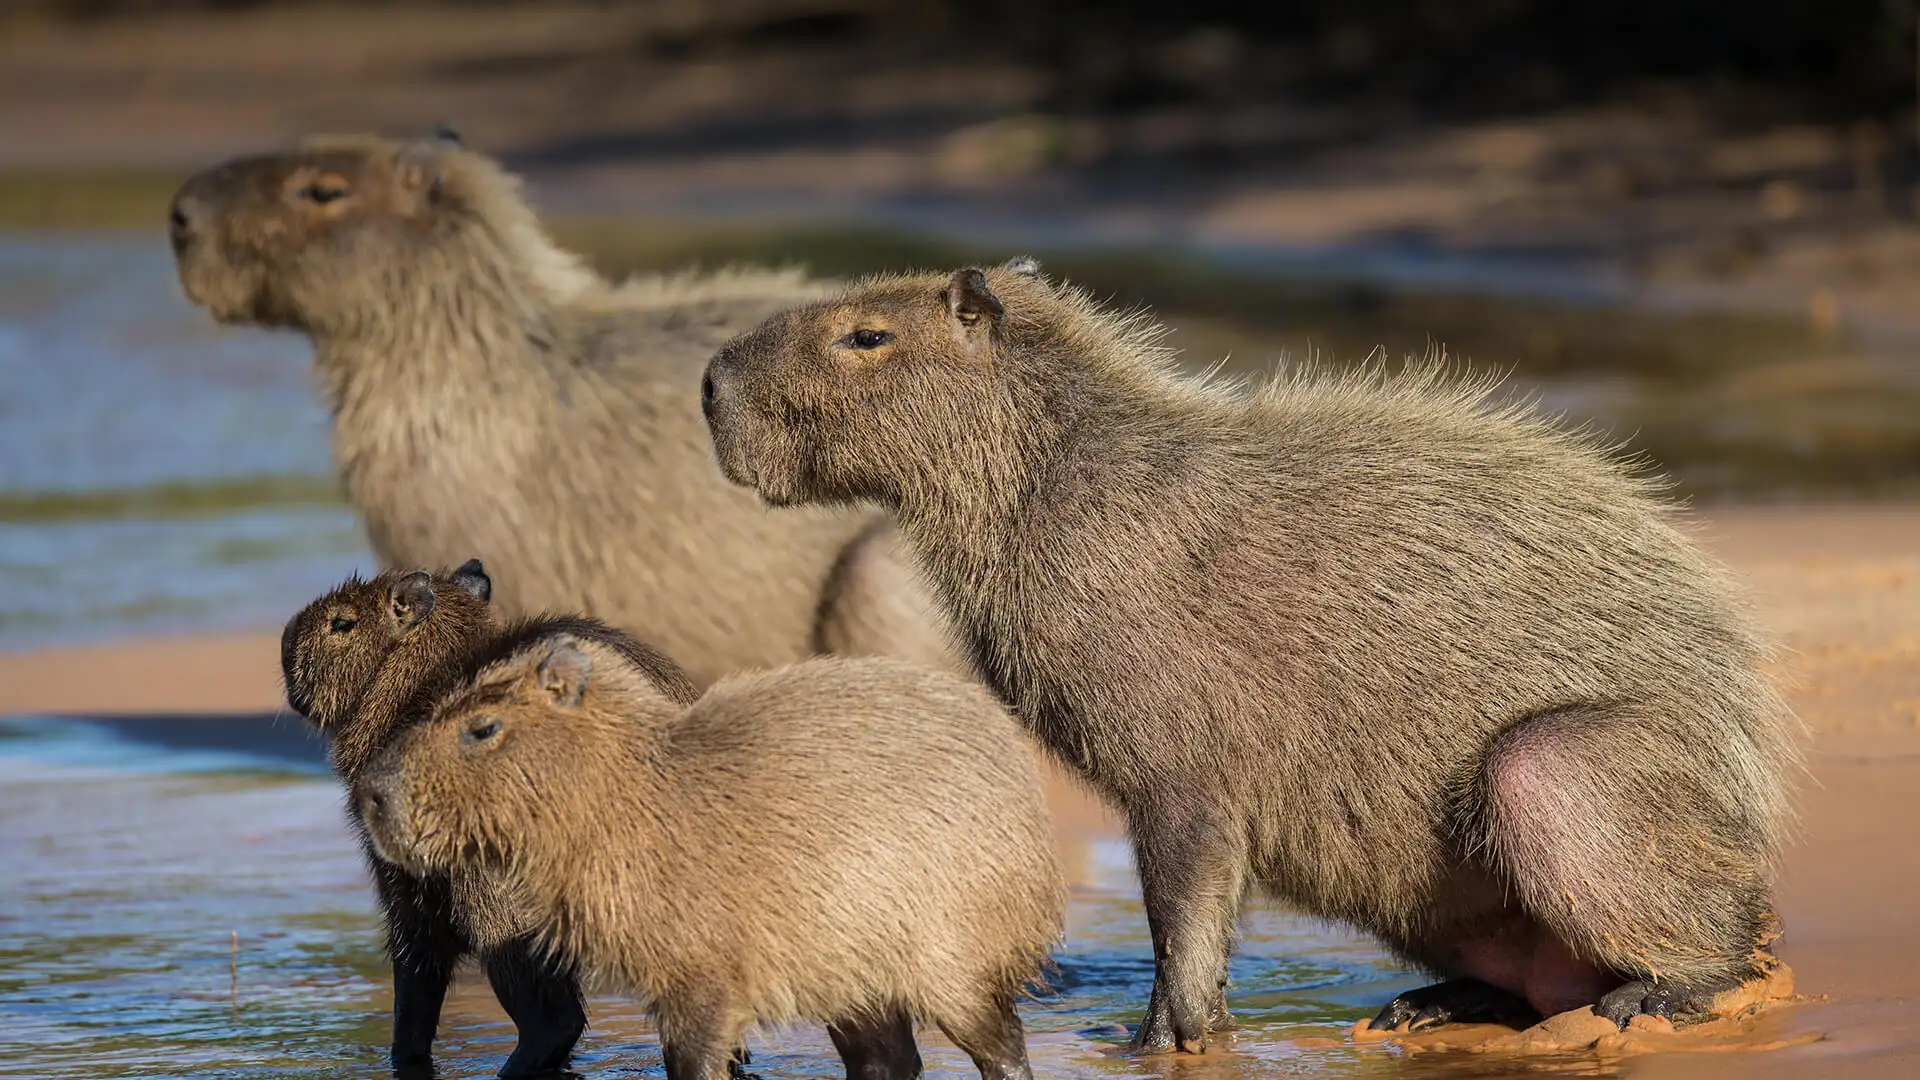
left=2, top=503, right=1916, bottom=1075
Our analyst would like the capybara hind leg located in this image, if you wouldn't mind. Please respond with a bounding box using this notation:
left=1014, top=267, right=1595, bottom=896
left=812, top=520, right=958, bottom=674
left=376, top=868, right=464, bottom=1071
left=828, top=1005, right=923, bottom=1080
left=1597, top=971, right=1753, bottom=1027
left=660, top=997, right=746, bottom=1080
left=1369, top=978, right=1539, bottom=1032
left=1129, top=807, right=1247, bottom=1053
left=482, top=937, right=587, bottom=1077
left=936, top=994, right=1032, bottom=1080
left=1476, top=703, right=1774, bottom=1014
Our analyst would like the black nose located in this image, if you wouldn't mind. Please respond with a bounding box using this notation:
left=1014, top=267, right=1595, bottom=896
left=700, top=370, right=717, bottom=422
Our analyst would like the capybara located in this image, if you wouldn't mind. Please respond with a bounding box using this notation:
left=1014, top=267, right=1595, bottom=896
left=283, top=560, right=698, bottom=1076
left=171, top=128, right=955, bottom=689
left=698, top=258, right=1803, bottom=1049
left=358, top=628, right=1065, bottom=1080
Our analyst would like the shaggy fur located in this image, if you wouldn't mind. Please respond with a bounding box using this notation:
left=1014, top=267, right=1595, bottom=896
left=700, top=259, right=1805, bottom=1049
left=283, top=560, right=598, bottom=1076
left=359, top=633, right=1065, bottom=1080
left=171, top=131, right=955, bottom=689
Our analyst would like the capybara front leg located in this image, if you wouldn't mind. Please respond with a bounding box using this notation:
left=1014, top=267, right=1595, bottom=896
left=482, top=935, right=587, bottom=1077
left=1128, top=807, right=1246, bottom=1053
left=828, top=1004, right=923, bottom=1080
left=660, top=993, right=747, bottom=1080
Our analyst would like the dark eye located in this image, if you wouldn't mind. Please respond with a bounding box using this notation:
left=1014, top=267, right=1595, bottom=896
left=298, top=183, right=348, bottom=205
left=838, top=329, right=893, bottom=350
left=462, top=718, right=501, bottom=746
left=329, top=615, right=358, bottom=634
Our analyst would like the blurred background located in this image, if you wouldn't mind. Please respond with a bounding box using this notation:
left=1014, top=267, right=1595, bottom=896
left=2, top=0, right=1918, bottom=650
left=1, top=5, right=1917, bottom=1078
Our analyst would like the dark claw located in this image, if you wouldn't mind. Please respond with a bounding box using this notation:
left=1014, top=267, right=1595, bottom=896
left=1368, top=978, right=1538, bottom=1031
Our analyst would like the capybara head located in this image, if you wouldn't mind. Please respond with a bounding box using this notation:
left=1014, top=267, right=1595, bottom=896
left=280, top=558, right=493, bottom=730
left=701, top=257, right=1051, bottom=509
left=168, top=127, right=572, bottom=330
left=358, top=632, right=654, bottom=874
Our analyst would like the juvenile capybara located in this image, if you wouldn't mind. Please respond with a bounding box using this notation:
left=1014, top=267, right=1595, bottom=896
left=699, top=259, right=1804, bottom=1049
left=283, top=560, right=699, bottom=1076
left=171, top=129, right=955, bottom=689
left=357, top=628, right=1065, bottom=1080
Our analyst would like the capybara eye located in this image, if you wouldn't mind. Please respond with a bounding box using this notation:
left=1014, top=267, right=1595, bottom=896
left=840, top=329, right=893, bottom=350
left=298, top=183, right=348, bottom=205
left=463, top=718, right=501, bottom=746
left=329, top=615, right=358, bottom=634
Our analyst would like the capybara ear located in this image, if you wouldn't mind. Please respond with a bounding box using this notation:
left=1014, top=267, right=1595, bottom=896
left=388, top=570, right=437, bottom=631
left=945, top=268, right=1004, bottom=357
left=535, top=636, right=594, bottom=708
left=428, top=122, right=463, bottom=148
left=393, top=139, right=448, bottom=207
left=1001, top=255, right=1043, bottom=281
left=451, top=558, right=492, bottom=602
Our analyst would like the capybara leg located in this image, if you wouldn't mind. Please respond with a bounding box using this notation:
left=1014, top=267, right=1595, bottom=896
left=1368, top=978, right=1539, bottom=1032
left=936, top=994, right=1032, bottom=1080
left=827, top=1004, right=923, bottom=1080
left=660, top=994, right=747, bottom=1080
left=1475, top=703, right=1774, bottom=1012
left=376, top=868, right=465, bottom=1072
left=1597, top=971, right=1752, bottom=1028
left=812, top=520, right=958, bottom=674
left=482, top=937, right=587, bottom=1077
left=1128, top=808, right=1247, bottom=1053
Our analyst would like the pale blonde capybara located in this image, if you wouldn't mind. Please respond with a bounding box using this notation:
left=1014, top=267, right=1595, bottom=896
left=699, top=258, right=1805, bottom=1049
left=359, top=632, right=1065, bottom=1080
left=168, top=129, right=956, bottom=690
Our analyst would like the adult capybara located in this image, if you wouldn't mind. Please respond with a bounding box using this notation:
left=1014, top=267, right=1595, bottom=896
left=699, top=258, right=1803, bottom=1050
left=171, top=128, right=955, bottom=690
left=358, top=629, right=1065, bottom=1080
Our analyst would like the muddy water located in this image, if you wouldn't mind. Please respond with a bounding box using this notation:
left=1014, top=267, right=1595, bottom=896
left=0, top=715, right=1569, bottom=1080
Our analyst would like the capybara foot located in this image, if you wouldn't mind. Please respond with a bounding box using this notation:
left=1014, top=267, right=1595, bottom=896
left=1596, top=974, right=1744, bottom=1028
left=1128, top=983, right=1209, bottom=1053
left=1206, top=983, right=1235, bottom=1033
left=1369, top=977, right=1539, bottom=1031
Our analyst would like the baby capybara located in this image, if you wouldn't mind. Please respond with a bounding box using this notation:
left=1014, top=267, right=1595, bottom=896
left=699, top=258, right=1803, bottom=1049
left=358, top=629, right=1065, bottom=1080
left=283, top=560, right=697, bottom=1076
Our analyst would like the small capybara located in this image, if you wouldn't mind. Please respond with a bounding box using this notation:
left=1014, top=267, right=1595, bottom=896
left=170, top=128, right=955, bottom=689
left=283, top=560, right=700, bottom=1076
left=699, top=258, right=1804, bottom=1049
left=357, top=628, right=1065, bottom=1080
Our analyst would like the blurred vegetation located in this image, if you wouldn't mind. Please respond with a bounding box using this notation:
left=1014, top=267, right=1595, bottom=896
left=17, top=0, right=1919, bottom=122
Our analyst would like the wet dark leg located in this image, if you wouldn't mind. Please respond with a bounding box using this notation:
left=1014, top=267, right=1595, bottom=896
left=828, top=1004, right=923, bottom=1080
left=483, top=938, right=588, bottom=1077
left=1597, top=971, right=1751, bottom=1027
left=1368, top=978, right=1540, bottom=1032
left=1128, top=805, right=1246, bottom=1053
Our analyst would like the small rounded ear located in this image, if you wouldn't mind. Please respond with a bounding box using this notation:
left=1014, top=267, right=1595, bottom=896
left=388, top=570, right=437, bottom=631
left=450, top=558, right=492, bottom=602
left=535, top=636, right=593, bottom=708
left=428, top=122, right=463, bottom=147
left=945, top=268, right=1004, bottom=357
left=1001, top=255, right=1044, bottom=281
left=394, top=140, right=448, bottom=205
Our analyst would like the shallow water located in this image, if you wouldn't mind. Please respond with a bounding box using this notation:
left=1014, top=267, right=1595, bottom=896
left=0, top=715, right=1616, bottom=1080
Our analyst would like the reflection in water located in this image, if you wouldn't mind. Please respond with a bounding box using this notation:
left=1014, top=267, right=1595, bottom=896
left=0, top=717, right=1614, bottom=1080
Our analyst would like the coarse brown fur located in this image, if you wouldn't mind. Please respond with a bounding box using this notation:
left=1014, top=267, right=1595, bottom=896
left=171, top=130, right=955, bottom=690
left=359, top=632, right=1065, bottom=1080
left=700, top=259, right=1805, bottom=1049
left=283, top=561, right=687, bottom=1077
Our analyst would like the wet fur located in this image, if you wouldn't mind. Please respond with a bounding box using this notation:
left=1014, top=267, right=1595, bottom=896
left=362, top=634, right=1065, bottom=1080
left=173, top=133, right=955, bottom=690
left=700, top=262, right=1805, bottom=1045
